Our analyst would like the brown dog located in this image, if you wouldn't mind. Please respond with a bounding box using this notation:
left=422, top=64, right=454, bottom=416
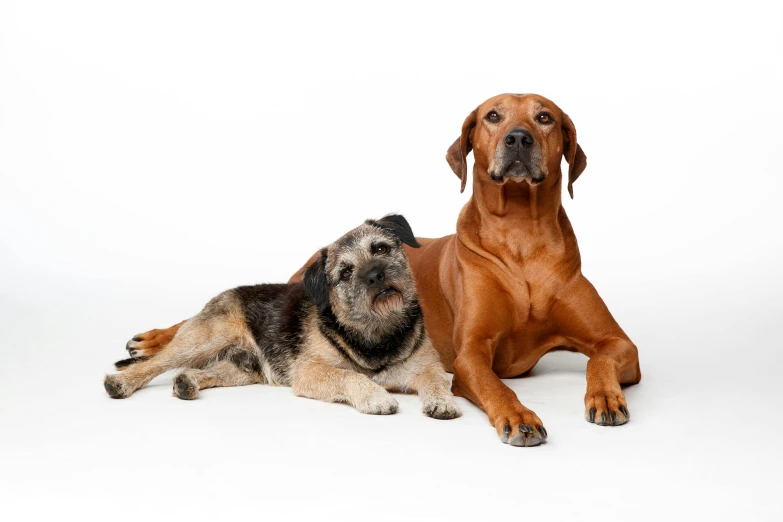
left=126, top=94, right=640, bottom=446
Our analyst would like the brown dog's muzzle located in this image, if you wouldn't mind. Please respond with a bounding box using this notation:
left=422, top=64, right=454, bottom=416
left=491, top=127, right=545, bottom=185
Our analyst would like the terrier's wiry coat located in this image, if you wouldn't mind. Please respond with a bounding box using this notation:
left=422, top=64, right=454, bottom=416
left=104, top=215, right=461, bottom=419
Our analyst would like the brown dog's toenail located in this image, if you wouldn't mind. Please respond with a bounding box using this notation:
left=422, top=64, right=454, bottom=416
left=132, top=336, right=141, bottom=342
left=503, top=424, right=511, bottom=435
left=539, top=426, right=547, bottom=438
left=601, top=412, right=607, bottom=425
left=620, top=405, right=629, bottom=417
left=610, top=411, right=616, bottom=424
left=589, top=408, right=596, bottom=423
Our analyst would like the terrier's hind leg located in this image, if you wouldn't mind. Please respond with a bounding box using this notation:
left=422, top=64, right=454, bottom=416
left=105, top=317, right=238, bottom=398
left=172, top=357, right=265, bottom=400
left=105, top=345, right=186, bottom=399
left=105, top=290, right=251, bottom=399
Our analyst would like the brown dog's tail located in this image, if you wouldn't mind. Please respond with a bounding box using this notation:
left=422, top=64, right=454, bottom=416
left=114, top=356, right=150, bottom=370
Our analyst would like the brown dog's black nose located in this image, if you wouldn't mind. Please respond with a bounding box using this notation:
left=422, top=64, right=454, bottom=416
left=505, top=128, right=534, bottom=148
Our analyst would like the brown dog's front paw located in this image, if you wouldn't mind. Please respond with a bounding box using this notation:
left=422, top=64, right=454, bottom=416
left=173, top=373, right=199, bottom=400
left=585, top=389, right=629, bottom=426
left=494, top=408, right=548, bottom=447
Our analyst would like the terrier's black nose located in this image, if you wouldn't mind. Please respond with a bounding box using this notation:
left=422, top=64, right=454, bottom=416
left=505, top=128, right=534, bottom=148
left=363, top=269, right=385, bottom=288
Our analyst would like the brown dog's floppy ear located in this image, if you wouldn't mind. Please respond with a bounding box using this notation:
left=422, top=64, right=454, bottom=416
left=303, top=249, right=330, bottom=313
left=369, top=214, right=421, bottom=248
left=446, top=108, right=478, bottom=193
left=561, top=112, right=587, bottom=199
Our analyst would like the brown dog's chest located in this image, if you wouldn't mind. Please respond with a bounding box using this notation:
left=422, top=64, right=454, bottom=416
left=471, top=239, right=578, bottom=377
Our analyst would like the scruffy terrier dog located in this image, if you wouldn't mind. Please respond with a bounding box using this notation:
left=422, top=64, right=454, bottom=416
left=104, top=215, right=461, bottom=419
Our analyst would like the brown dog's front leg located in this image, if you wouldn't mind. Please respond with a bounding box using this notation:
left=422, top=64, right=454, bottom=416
left=452, top=344, right=547, bottom=447
left=583, top=338, right=640, bottom=426
left=551, top=276, right=642, bottom=427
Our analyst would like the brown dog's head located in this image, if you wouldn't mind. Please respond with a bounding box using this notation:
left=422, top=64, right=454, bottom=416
left=302, top=215, right=421, bottom=337
left=446, top=93, right=587, bottom=198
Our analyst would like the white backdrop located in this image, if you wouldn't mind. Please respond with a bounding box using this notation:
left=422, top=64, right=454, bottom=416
left=1, top=1, right=782, bottom=521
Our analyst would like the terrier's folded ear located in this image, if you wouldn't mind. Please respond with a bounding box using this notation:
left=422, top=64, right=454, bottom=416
left=369, top=214, right=420, bottom=248
left=303, top=248, right=330, bottom=312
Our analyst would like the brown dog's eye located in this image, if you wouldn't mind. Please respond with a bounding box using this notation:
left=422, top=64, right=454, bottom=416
left=340, top=268, right=353, bottom=281
left=537, top=112, right=553, bottom=124
left=373, top=245, right=389, bottom=255
left=485, top=110, right=500, bottom=122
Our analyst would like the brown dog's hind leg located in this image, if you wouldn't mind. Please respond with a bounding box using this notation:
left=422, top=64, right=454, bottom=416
left=125, top=320, right=185, bottom=358
left=173, top=359, right=264, bottom=400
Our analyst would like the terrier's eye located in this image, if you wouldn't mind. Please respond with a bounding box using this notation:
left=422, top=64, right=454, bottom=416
left=339, top=268, right=353, bottom=281
left=486, top=110, right=500, bottom=123
left=537, top=112, right=553, bottom=124
left=373, top=245, right=389, bottom=255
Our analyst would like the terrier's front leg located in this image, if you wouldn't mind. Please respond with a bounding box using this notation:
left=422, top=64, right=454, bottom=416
left=376, top=341, right=462, bottom=420
left=292, top=358, right=398, bottom=415
left=414, top=366, right=462, bottom=420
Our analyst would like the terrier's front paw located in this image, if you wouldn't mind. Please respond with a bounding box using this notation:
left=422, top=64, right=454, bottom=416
left=104, top=374, right=132, bottom=399
left=422, top=396, right=462, bottom=420
left=356, top=391, right=398, bottom=415
left=173, top=373, right=199, bottom=400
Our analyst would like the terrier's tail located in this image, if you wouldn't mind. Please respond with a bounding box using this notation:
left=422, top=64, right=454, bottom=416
left=114, top=356, right=150, bottom=370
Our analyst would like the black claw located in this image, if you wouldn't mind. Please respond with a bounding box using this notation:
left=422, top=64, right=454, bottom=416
left=519, top=424, right=530, bottom=433
left=503, top=424, right=511, bottom=435
left=539, top=426, right=547, bottom=438
left=132, top=336, right=142, bottom=342
left=610, top=411, right=616, bottom=424
left=601, top=412, right=607, bottom=425
left=589, top=408, right=596, bottom=423
left=620, top=405, right=629, bottom=417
